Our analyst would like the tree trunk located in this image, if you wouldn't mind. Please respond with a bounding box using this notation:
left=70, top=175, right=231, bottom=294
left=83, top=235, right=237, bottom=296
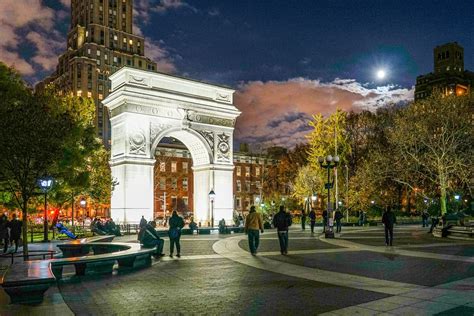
left=22, top=199, right=29, bottom=260
left=440, top=186, right=447, bottom=215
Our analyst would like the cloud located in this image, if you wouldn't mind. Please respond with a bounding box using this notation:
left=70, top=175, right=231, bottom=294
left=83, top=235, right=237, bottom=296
left=26, top=31, right=65, bottom=71
left=0, top=0, right=61, bottom=76
left=234, top=78, right=414, bottom=149
left=208, top=8, right=220, bottom=17
left=152, top=0, right=197, bottom=14
left=59, top=0, right=70, bottom=7
left=145, top=40, right=177, bottom=74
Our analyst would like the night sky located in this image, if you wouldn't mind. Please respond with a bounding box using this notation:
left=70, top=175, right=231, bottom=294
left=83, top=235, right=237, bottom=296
left=1, top=0, right=473, bottom=148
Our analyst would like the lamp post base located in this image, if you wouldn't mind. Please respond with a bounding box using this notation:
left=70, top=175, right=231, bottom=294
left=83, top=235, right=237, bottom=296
left=324, top=231, right=335, bottom=238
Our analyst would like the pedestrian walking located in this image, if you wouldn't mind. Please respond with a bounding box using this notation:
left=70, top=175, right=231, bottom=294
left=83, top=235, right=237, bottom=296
left=322, top=210, right=328, bottom=232
left=334, top=209, right=343, bottom=233
left=309, top=209, right=316, bottom=234
left=140, top=221, right=165, bottom=258
left=168, top=210, right=184, bottom=258
left=7, top=213, right=22, bottom=253
left=0, top=214, right=9, bottom=253
left=382, top=207, right=397, bottom=246
left=300, top=209, right=306, bottom=231
left=273, top=205, right=292, bottom=255
left=421, top=211, right=429, bottom=228
left=244, top=206, right=264, bottom=255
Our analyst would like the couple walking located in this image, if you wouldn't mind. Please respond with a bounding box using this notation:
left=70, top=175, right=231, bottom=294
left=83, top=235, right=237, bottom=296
left=244, top=205, right=292, bottom=256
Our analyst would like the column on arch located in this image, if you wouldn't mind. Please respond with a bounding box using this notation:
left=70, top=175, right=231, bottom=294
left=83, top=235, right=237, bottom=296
left=110, top=157, right=156, bottom=224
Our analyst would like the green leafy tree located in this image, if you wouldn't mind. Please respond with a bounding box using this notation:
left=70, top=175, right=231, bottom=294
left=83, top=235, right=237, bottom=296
left=388, top=93, right=473, bottom=214
left=0, top=64, right=78, bottom=257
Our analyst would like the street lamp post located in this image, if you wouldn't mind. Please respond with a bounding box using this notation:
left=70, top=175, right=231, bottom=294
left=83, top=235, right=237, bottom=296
left=80, top=198, right=86, bottom=229
left=318, top=155, right=339, bottom=238
left=38, top=177, right=54, bottom=242
left=209, top=189, right=216, bottom=228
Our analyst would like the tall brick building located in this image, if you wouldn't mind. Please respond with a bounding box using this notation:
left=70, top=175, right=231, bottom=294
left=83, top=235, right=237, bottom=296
left=37, top=0, right=157, bottom=144
left=415, top=42, right=474, bottom=101
left=153, top=143, right=280, bottom=222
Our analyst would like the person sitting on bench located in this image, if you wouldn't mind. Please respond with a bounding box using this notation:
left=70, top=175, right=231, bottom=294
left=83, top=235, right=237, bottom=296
left=140, top=221, right=165, bottom=258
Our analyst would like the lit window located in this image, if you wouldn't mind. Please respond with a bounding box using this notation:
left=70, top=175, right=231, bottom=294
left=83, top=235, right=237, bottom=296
left=87, top=92, right=92, bottom=98
left=171, top=161, right=177, bottom=172
left=159, top=178, right=166, bottom=190
left=236, top=166, right=241, bottom=176
left=245, top=167, right=250, bottom=177
left=77, top=90, right=82, bottom=97
left=87, top=48, right=91, bottom=55
left=255, top=167, right=260, bottom=177
left=246, top=181, right=251, bottom=192
left=171, top=178, right=177, bottom=190
left=123, top=38, right=127, bottom=43
left=182, top=162, right=188, bottom=173
left=114, top=35, right=118, bottom=41
left=159, top=162, right=166, bottom=172
left=98, top=94, right=103, bottom=100
left=129, top=39, right=133, bottom=45
left=86, top=31, right=89, bottom=37
left=183, top=178, right=188, bottom=191
left=97, top=50, right=101, bottom=56
left=236, top=180, right=241, bottom=192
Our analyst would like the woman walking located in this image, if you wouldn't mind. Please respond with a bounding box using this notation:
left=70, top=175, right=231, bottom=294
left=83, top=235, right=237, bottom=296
left=168, top=211, right=184, bottom=258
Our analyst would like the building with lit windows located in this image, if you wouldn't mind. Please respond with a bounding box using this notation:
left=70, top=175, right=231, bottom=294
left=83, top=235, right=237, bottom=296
left=153, top=143, right=280, bottom=222
left=37, top=0, right=157, bottom=144
left=415, top=42, right=474, bottom=101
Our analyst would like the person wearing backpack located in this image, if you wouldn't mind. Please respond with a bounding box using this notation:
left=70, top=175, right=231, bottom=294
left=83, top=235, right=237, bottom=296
left=272, top=205, right=292, bottom=255
left=168, top=211, right=185, bottom=258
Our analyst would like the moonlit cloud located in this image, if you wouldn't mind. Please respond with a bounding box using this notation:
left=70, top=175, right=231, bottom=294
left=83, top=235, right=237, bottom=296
left=145, top=40, right=177, bottom=74
left=234, top=78, right=414, bottom=149
left=0, top=0, right=58, bottom=76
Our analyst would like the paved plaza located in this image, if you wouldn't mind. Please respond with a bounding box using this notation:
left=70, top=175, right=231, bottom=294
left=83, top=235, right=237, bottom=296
left=1, top=226, right=473, bottom=315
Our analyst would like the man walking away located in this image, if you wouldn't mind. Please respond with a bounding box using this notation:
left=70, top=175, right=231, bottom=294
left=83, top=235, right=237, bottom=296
left=334, top=209, right=343, bottom=233
left=300, top=209, right=306, bottom=231
left=7, top=213, right=22, bottom=253
left=273, top=205, right=292, bottom=255
left=421, top=211, right=429, bottom=228
left=309, top=209, right=316, bottom=234
left=168, top=211, right=184, bottom=258
left=244, top=206, right=264, bottom=256
left=382, top=207, right=397, bottom=246
left=322, top=210, right=328, bottom=233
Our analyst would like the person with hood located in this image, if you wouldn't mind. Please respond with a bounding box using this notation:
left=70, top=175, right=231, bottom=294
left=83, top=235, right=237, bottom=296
left=273, top=205, right=292, bottom=255
left=7, top=213, right=22, bottom=253
left=244, top=206, right=264, bottom=256
left=168, top=211, right=185, bottom=258
left=382, top=206, right=397, bottom=246
left=140, top=221, right=164, bottom=258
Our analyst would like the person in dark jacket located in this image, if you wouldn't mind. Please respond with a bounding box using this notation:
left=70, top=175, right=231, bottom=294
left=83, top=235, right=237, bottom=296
left=140, top=221, right=164, bottom=257
left=382, top=207, right=397, bottom=246
left=272, top=205, right=292, bottom=255
left=300, top=209, right=306, bottom=231
left=322, top=210, right=328, bottom=232
left=139, top=216, right=148, bottom=229
left=0, top=214, right=9, bottom=253
left=334, top=209, right=343, bottom=233
left=308, top=209, right=316, bottom=234
left=168, top=211, right=185, bottom=258
left=7, top=213, right=22, bottom=253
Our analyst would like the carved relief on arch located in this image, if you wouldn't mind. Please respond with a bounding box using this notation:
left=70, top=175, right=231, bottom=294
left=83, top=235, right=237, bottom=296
left=150, top=121, right=173, bottom=146
left=129, top=129, right=146, bottom=155
left=196, top=130, right=214, bottom=150
left=216, top=133, right=231, bottom=163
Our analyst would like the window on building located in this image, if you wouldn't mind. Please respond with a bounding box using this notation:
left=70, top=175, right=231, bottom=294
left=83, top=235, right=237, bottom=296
left=171, top=196, right=177, bottom=209
left=159, top=178, right=166, bottom=190
left=245, top=167, right=250, bottom=177
left=182, top=178, right=188, bottom=191
left=159, top=162, right=166, bottom=172
left=255, top=167, right=260, bottom=177
left=87, top=92, right=92, bottom=98
left=236, top=197, right=241, bottom=208
left=245, top=181, right=251, bottom=192
left=183, top=197, right=188, bottom=207
left=256, top=181, right=261, bottom=189
left=236, top=180, right=241, bottom=192
left=171, top=178, right=177, bottom=190
left=236, top=166, right=241, bottom=176
left=245, top=198, right=250, bottom=209
left=171, top=161, right=177, bottom=172
left=182, top=162, right=188, bottom=173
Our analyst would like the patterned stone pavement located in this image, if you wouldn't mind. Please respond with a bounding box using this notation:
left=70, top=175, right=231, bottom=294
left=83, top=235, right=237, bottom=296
left=1, top=226, right=473, bottom=315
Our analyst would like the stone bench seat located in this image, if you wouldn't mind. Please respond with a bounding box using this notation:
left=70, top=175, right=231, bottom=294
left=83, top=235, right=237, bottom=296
left=1, top=242, right=156, bottom=304
left=57, top=235, right=115, bottom=257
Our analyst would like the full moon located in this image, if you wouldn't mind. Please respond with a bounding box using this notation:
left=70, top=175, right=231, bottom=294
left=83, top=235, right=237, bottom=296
left=376, top=69, right=386, bottom=80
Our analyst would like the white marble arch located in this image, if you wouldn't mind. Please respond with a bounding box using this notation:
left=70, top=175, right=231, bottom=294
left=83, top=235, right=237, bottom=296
left=103, top=67, right=241, bottom=225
